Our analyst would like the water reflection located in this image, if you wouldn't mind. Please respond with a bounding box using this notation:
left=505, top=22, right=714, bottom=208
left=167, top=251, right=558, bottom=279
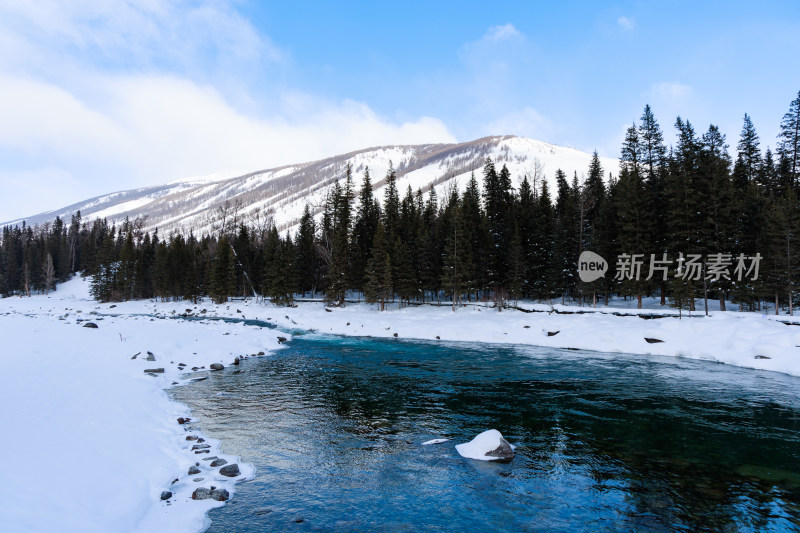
left=170, top=336, right=800, bottom=532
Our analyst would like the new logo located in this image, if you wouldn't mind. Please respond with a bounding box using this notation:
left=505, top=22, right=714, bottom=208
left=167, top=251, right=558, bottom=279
left=578, top=251, right=608, bottom=283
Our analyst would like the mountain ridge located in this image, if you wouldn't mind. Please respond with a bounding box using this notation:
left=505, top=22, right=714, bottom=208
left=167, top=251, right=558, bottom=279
left=3, top=135, right=619, bottom=236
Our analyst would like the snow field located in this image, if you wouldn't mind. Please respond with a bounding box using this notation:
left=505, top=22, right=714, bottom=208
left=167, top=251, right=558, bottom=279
left=3, top=276, right=800, bottom=532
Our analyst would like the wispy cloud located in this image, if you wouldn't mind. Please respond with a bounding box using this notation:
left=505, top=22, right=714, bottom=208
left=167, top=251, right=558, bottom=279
left=0, top=1, right=456, bottom=220
left=486, top=107, right=552, bottom=140
left=484, top=23, right=523, bottom=42
left=646, top=81, right=693, bottom=102
left=617, top=16, right=635, bottom=32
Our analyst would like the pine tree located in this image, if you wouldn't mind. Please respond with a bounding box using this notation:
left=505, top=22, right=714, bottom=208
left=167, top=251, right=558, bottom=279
left=778, top=90, right=800, bottom=183
left=294, top=205, right=317, bottom=296
left=700, top=124, right=735, bottom=310
left=530, top=180, right=555, bottom=300
left=209, top=236, right=235, bottom=304
left=351, top=169, right=380, bottom=293
left=482, top=158, right=513, bottom=301
left=383, top=162, right=400, bottom=243
left=364, top=221, right=392, bottom=310
left=734, top=113, right=761, bottom=188
left=551, top=169, right=578, bottom=303
left=326, top=165, right=354, bottom=305
left=616, top=124, right=650, bottom=308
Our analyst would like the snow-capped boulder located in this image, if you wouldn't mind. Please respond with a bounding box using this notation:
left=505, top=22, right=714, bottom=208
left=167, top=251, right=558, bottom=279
left=219, top=464, right=241, bottom=477
left=455, top=429, right=514, bottom=462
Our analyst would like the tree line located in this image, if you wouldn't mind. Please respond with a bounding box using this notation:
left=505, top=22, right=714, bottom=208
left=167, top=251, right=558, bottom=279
left=1, top=90, right=799, bottom=313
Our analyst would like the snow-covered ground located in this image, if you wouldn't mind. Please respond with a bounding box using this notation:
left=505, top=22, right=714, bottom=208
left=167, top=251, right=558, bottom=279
left=2, top=276, right=800, bottom=532
left=0, top=278, right=281, bottom=533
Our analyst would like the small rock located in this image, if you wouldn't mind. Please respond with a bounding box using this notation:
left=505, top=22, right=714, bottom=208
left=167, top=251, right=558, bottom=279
left=237, top=309, right=242, bottom=313
left=277, top=336, right=288, bottom=343
left=197, top=438, right=205, bottom=443
left=192, top=488, right=211, bottom=500
left=211, top=488, right=229, bottom=501
left=346, top=322, right=350, bottom=326
left=210, top=458, right=228, bottom=467
left=188, top=466, right=201, bottom=475
left=219, top=464, right=241, bottom=477
left=186, top=309, right=193, bottom=313
left=192, top=444, right=210, bottom=450
left=393, top=332, right=398, bottom=338
left=644, top=337, right=664, bottom=344
left=258, top=351, right=265, bottom=356
left=210, top=363, right=224, bottom=371
left=177, top=417, right=191, bottom=425
left=193, top=477, right=204, bottom=482
left=202, top=456, right=218, bottom=461
left=436, top=335, right=440, bottom=340
left=160, top=491, right=172, bottom=501
left=191, top=367, right=200, bottom=371
left=186, top=435, right=198, bottom=441
left=195, top=449, right=210, bottom=454
left=325, top=308, right=332, bottom=312
left=82, top=322, right=98, bottom=328
left=144, top=368, right=165, bottom=374
left=109, top=304, right=116, bottom=308
left=523, top=325, right=530, bottom=329
left=547, top=331, right=560, bottom=337
left=755, top=355, right=771, bottom=359
left=233, top=357, right=240, bottom=366
left=131, top=352, right=140, bottom=359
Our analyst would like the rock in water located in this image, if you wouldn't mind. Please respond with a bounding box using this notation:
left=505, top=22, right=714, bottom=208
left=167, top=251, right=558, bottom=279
left=210, top=363, right=224, bottom=370
left=210, top=458, right=228, bottom=467
left=82, top=322, right=98, bottom=329
left=455, top=429, right=515, bottom=462
left=211, top=489, right=229, bottom=501
left=219, top=464, right=241, bottom=477
left=193, top=487, right=230, bottom=501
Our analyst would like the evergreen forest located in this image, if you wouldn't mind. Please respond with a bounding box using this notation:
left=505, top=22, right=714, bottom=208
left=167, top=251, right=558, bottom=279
left=2, top=92, right=800, bottom=313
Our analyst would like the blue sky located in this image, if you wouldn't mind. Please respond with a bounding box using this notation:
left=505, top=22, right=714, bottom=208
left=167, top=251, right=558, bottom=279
left=1, top=0, right=799, bottom=221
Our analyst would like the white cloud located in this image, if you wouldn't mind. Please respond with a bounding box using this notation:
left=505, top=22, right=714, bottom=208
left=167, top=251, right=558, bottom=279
left=617, top=16, right=635, bottom=32
left=646, top=81, right=693, bottom=102
left=0, top=1, right=456, bottom=221
left=484, top=23, right=523, bottom=42
left=486, top=107, right=552, bottom=139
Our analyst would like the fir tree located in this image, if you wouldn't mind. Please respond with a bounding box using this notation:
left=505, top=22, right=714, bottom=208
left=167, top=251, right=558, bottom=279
left=778, top=90, right=800, bottom=183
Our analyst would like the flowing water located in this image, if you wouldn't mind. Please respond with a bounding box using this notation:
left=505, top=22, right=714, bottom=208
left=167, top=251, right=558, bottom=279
left=170, top=333, right=800, bottom=532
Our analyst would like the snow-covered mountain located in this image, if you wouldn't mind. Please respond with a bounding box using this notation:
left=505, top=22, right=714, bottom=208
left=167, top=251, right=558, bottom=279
left=3, top=136, right=618, bottom=236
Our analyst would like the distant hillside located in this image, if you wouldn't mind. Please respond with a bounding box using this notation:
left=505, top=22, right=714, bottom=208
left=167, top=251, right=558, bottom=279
left=3, top=136, right=618, bottom=236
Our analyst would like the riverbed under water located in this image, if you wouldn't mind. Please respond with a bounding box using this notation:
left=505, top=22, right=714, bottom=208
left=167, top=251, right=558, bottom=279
left=169, top=333, right=800, bottom=532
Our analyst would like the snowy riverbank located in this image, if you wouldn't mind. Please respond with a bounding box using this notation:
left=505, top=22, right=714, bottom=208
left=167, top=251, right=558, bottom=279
left=2, top=276, right=800, bottom=532
left=0, top=278, right=281, bottom=533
